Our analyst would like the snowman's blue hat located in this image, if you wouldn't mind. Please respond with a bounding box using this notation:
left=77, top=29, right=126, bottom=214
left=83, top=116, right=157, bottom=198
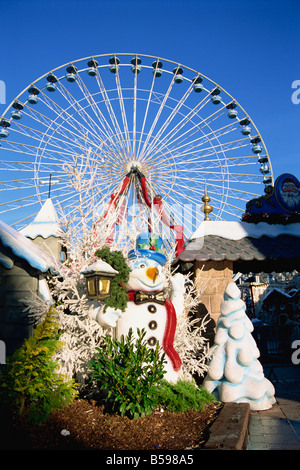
left=128, top=232, right=167, bottom=266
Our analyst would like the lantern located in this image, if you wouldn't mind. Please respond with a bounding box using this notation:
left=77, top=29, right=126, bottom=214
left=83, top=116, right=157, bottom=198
left=81, top=259, right=119, bottom=301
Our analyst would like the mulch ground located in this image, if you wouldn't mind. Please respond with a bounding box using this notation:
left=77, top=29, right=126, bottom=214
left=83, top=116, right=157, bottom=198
left=0, top=398, right=222, bottom=450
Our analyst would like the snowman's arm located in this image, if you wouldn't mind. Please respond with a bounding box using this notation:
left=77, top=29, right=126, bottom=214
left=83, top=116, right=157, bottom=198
left=88, top=301, right=122, bottom=328
left=170, top=273, right=185, bottom=317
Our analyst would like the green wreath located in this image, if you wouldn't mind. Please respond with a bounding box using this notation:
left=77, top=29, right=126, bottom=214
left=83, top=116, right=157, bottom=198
left=95, top=246, right=131, bottom=312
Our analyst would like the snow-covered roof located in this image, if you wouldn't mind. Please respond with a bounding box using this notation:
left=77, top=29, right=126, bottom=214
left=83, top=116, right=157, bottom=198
left=263, top=287, right=300, bottom=303
left=176, top=221, right=300, bottom=273
left=263, top=288, right=291, bottom=302
left=81, top=259, right=119, bottom=275
left=20, top=198, right=63, bottom=239
left=191, top=221, right=300, bottom=241
left=0, top=219, right=58, bottom=272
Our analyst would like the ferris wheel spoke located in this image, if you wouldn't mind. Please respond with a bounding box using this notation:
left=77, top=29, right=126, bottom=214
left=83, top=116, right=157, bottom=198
left=161, top=170, right=264, bottom=185
left=0, top=159, right=40, bottom=172
left=152, top=114, right=236, bottom=161
left=114, top=68, right=132, bottom=158
left=208, top=187, right=260, bottom=203
left=53, top=81, right=113, bottom=145
left=144, top=136, right=250, bottom=174
left=162, top=172, right=261, bottom=199
left=37, top=87, right=129, bottom=167
left=160, top=182, right=241, bottom=223
left=138, top=73, right=177, bottom=161
left=52, top=189, right=95, bottom=219
left=93, top=69, right=129, bottom=155
left=148, top=114, right=248, bottom=166
left=0, top=189, right=50, bottom=212
left=59, top=171, right=118, bottom=203
left=136, top=65, right=158, bottom=158
left=148, top=184, right=202, bottom=239
left=0, top=193, right=41, bottom=207
left=143, top=93, right=244, bottom=170
left=163, top=118, right=239, bottom=158
left=132, top=64, right=138, bottom=158
left=141, top=90, right=218, bottom=162
left=140, top=81, right=195, bottom=162
left=75, top=73, right=117, bottom=137
left=168, top=136, right=250, bottom=165
left=20, top=104, right=101, bottom=154
left=36, top=90, right=107, bottom=148
left=155, top=173, right=261, bottom=209
left=0, top=178, right=43, bottom=191
left=142, top=83, right=225, bottom=159
left=8, top=122, right=93, bottom=162
left=139, top=113, right=239, bottom=168
left=75, top=71, right=129, bottom=157
left=174, top=154, right=259, bottom=169
left=0, top=139, right=81, bottom=161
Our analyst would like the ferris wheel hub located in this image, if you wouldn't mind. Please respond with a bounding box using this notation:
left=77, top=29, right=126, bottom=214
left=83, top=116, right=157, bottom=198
left=127, top=161, right=143, bottom=174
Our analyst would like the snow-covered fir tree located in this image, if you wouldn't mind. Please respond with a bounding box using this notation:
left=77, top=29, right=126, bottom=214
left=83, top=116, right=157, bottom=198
left=203, top=282, right=276, bottom=410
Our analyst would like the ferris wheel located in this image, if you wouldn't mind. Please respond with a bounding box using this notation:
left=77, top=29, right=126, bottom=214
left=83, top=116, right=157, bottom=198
left=0, top=53, right=273, bottom=255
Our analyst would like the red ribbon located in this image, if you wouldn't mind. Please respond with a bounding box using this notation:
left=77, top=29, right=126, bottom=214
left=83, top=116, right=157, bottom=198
left=140, top=176, right=184, bottom=257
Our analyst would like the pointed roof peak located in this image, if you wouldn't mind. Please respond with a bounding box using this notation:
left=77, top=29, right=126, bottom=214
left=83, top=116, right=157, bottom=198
left=33, top=198, right=60, bottom=224
left=20, top=198, right=63, bottom=239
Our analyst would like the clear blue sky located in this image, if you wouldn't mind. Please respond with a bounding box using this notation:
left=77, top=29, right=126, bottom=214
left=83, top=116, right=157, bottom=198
left=0, top=0, right=299, bottom=192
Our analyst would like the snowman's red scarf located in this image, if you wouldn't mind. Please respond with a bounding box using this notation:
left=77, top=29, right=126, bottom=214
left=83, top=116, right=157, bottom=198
left=126, top=292, right=182, bottom=372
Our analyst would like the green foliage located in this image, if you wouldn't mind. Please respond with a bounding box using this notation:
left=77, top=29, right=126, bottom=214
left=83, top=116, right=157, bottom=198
left=95, top=246, right=131, bottom=312
left=138, top=234, right=164, bottom=254
left=151, top=379, right=218, bottom=413
left=89, top=328, right=166, bottom=419
left=0, top=306, right=78, bottom=425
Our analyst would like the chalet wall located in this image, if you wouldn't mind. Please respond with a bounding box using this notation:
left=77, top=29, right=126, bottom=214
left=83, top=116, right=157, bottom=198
left=194, top=259, right=233, bottom=326
left=30, top=235, right=67, bottom=262
left=0, top=261, right=40, bottom=355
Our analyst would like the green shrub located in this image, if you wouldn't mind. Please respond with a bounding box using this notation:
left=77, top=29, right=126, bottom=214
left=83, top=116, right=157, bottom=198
left=152, top=379, right=218, bottom=413
left=89, top=328, right=166, bottom=419
left=0, top=307, right=78, bottom=425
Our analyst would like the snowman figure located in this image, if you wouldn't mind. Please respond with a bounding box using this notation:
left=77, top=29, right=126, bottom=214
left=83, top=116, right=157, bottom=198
left=89, top=234, right=185, bottom=383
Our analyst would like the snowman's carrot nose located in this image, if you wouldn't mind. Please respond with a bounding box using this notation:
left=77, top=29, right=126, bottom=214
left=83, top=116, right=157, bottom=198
left=146, top=266, right=159, bottom=282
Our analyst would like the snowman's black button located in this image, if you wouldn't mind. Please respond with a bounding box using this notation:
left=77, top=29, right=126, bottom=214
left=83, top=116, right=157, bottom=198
left=148, top=336, right=157, bottom=346
left=148, top=304, right=157, bottom=313
left=149, top=320, right=157, bottom=330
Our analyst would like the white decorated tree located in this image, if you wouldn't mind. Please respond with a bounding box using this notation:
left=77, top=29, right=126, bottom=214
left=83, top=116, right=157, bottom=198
left=19, top=154, right=211, bottom=385
left=203, top=282, right=276, bottom=410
